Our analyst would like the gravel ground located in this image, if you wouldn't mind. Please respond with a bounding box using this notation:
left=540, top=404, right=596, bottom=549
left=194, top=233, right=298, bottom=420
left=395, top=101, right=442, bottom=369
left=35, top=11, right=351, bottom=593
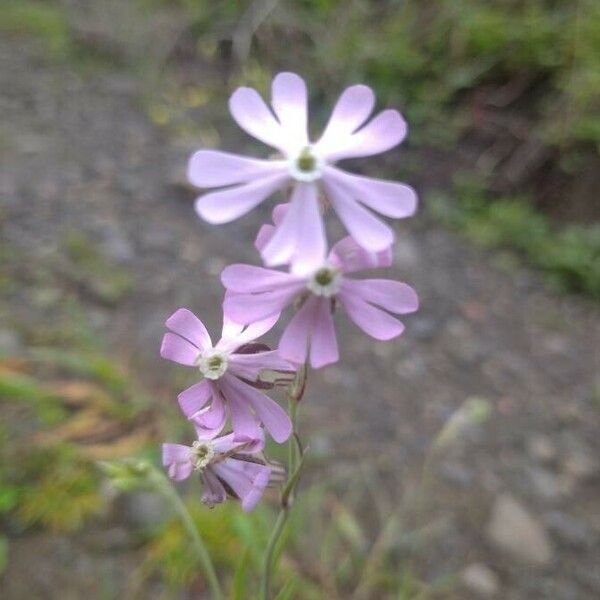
left=1, top=32, right=599, bottom=600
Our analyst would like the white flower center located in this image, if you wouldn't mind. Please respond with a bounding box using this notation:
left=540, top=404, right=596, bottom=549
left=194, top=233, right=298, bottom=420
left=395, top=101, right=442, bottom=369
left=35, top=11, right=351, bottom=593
left=288, top=146, right=324, bottom=182
left=190, top=440, right=215, bottom=471
left=307, top=265, right=341, bottom=297
left=196, top=349, right=228, bottom=380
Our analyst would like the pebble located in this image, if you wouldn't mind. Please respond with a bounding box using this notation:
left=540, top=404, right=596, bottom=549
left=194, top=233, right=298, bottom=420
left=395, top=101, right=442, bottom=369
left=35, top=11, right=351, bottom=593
left=461, top=563, right=500, bottom=598
left=486, top=493, right=554, bottom=566
left=527, top=434, right=557, bottom=464
left=440, top=462, right=474, bottom=487
left=562, top=451, right=598, bottom=481
left=544, top=511, right=594, bottom=549
left=0, top=328, right=22, bottom=355
left=528, top=467, right=573, bottom=502
left=409, top=316, right=438, bottom=341
left=120, top=491, right=168, bottom=529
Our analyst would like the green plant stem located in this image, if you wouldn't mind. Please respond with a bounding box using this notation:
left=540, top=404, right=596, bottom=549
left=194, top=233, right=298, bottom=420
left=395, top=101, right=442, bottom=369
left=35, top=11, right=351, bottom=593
left=154, top=469, right=225, bottom=600
left=260, top=508, right=290, bottom=599
left=260, top=365, right=307, bottom=600
left=287, top=393, right=298, bottom=473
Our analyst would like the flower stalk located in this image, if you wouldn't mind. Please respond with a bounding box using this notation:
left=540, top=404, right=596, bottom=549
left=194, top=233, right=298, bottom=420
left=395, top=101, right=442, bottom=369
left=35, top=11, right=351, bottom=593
left=261, top=365, right=308, bottom=600
left=152, top=467, right=225, bottom=600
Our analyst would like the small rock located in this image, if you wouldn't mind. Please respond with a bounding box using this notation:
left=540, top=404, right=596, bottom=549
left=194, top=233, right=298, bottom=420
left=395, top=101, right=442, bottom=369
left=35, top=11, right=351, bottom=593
left=101, top=233, right=135, bottom=263
left=409, top=316, right=437, bottom=341
left=441, top=462, right=474, bottom=487
left=562, top=451, right=598, bottom=481
left=528, top=467, right=573, bottom=502
left=486, top=493, right=554, bottom=566
left=461, top=563, right=499, bottom=598
left=84, top=526, right=133, bottom=551
left=545, top=511, right=594, bottom=549
left=120, top=491, right=168, bottom=529
left=527, top=434, right=557, bottom=464
left=0, top=328, right=22, bottom=355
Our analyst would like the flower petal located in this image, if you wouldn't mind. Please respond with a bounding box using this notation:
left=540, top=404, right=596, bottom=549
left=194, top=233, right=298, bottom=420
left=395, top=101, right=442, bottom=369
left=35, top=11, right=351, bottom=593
left=339, top=292, right=405, bottom=340
left=224, top=386, right=262, bottom=441
left=309, top=297, right=339, bottom=368
left=193, top=389, right=227, bottom=436
left=229, top=86, right=288, bottom=151
left=202, top=469, right=227, bottom=506
left=224, top=284, right=305, bottom=324
left=212, top=428, right=265, bottom=454
left=212, top=459, right=270, bottom=511
left=195, top=172, right=288, bottom=224
left=261, top=183, right=327, bottom=273
left=271, top=203, right=290, bottom=225
left=271, top=72, right=309, bottom=152
left=165, top=308, right=211, bottom=351
left=221, top=264, right=299, bottom=293
left=160, top=333, right=199, bottom=366
left=254, top=204, right=289, bottom=251
left=315, top=84, right=375, bottom=157
left=222, top=375, right=292, bottom=443
left=324, top=167, right=417, bottom=218
left=229, top=350, right=294, bottom=380
left=258, top=188, right=303, bottom=267
left=278, top=296, right=316, bottom=365
left=177, top=380, right=212, bottom=419
left=326, top=109, right=407, bottom=161
left=255, top=223, right=275, bottom=252
left=342, top=279, right=419, bottom=314
left=218, top=312, right=281, bottom=352
left=325, top=179, right=394, bottom=251
left=188, top=149, right=286, bottom=188
left=329, top=236, right=392, bottom=273
left=162, top=443, right=193, bottom=481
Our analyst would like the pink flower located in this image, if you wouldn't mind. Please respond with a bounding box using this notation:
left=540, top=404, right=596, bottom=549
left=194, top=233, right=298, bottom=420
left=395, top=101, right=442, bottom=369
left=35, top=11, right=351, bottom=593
left=188, top=72, right=417, bottom=274
left=221, top=237, right=419, bottom=369
left=160, top=308, right=293, bottom=443
left=163, top=427, right=271, bottom=511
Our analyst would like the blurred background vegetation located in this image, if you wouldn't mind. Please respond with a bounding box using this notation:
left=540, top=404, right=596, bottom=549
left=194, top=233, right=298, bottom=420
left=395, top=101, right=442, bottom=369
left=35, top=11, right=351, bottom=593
left=3, top=0, right=598, bottom=296
left=1, top=0, right=598, bottom=598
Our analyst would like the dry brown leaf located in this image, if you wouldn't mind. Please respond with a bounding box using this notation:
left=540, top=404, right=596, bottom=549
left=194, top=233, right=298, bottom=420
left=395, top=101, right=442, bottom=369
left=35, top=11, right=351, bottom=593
left=78, top=427, right=153, bottom=460
left=46, top=379, right=112, bottom=408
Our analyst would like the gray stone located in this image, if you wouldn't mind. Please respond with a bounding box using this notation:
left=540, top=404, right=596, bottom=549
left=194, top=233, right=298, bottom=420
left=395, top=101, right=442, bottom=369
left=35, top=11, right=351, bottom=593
left=562, top=451, right=598, bottom=481
left=545, top=511, right=594, bottom=549
left=527, top=434, right=557, bottom=464
left=461, top=563, right=499, bottom=598
left=0, top=328, right=22, bottom=355
left=441, top=462, right=474, bottom=487
left=486, top=493, right=554, bottom=566
left=121, top=491, right=168, bottom=529
left=528, top=467, right=573, bottom=502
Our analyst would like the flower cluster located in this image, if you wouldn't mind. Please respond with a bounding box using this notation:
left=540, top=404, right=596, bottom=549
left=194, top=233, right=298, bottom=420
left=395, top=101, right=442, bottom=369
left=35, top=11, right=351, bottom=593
left=161, top=72, right=418, bottom=510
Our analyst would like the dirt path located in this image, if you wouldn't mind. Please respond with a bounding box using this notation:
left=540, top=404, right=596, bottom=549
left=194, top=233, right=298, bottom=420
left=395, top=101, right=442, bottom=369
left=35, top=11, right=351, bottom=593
left=2, top=33, right=600, bottom=600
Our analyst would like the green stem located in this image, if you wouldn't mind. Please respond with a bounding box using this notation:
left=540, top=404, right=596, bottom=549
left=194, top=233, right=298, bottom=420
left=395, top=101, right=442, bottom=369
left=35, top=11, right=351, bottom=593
left=260, top=508, right=290, bottom=600
left=287, top=394, right=298, bottom=473
left=260, top=365, right=307, bottom=600
left=154, top=469, right=225, bottom=600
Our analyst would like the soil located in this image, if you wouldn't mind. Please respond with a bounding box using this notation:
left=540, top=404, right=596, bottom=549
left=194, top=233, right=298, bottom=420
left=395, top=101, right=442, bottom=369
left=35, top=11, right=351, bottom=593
left=1, top=22, right=599, bottom=600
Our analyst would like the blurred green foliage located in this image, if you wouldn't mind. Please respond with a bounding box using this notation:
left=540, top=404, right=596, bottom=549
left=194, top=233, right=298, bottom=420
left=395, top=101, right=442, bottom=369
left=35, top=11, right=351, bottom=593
left=4, top=2, right=598, bottom=301
left=430, top=177, right=600, bottom=298
left=140, top=484, right=447, bottom=599
left=150, top=0, right=599, bottom=152
left=0, top=347, right=151, bottom=533
left=61, top=231, right=134, bottom=306
left=322, top=0, right=599, bottom=150
left=4, top=0, right=598, bottom=154
left=136, top=0, right=599, bottom=298
left=0, top=0, right=71, bottom=58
